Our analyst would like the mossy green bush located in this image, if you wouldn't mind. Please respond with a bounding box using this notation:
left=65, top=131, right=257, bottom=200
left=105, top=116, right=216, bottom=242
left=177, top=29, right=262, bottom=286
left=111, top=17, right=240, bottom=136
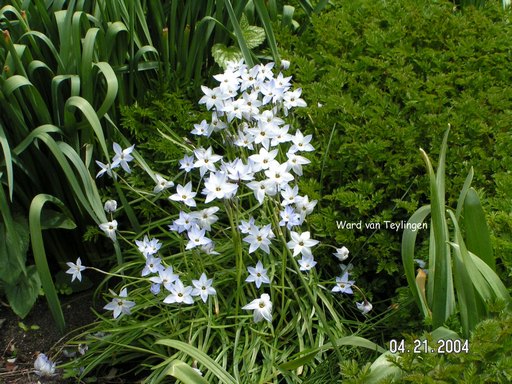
left=276, top=0, right=512, bottom=305
left=337, top=310, right=512, bottom=383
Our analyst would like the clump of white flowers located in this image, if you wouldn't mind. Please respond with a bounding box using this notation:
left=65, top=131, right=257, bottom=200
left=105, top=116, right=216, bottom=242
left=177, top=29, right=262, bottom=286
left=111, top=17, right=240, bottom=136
left=83, top=59, right=371, bottom=322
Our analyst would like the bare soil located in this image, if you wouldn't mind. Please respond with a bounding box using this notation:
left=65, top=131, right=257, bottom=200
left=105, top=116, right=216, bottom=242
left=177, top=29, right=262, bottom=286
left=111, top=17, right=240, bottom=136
left=0, top=289, right=98, bottom=384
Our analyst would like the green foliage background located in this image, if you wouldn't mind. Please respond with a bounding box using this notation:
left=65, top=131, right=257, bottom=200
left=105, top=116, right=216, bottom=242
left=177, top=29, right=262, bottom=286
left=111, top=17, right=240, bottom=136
left=276, top=0, right=512, bottom=305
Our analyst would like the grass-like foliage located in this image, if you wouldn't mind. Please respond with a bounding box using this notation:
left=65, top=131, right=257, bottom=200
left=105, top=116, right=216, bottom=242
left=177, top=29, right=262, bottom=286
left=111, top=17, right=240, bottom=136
left=61, top=61, right=384, bottom=383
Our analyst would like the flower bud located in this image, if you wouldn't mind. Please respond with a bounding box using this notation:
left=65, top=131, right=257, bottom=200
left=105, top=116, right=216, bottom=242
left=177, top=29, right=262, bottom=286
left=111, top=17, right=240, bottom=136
left=104, top=199, right=117, bottom=213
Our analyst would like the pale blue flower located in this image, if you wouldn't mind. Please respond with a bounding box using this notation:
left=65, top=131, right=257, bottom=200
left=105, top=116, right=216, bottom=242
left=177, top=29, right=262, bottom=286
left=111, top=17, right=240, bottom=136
left=287, top=231, right=319, bottom=258
left=112, top=143, right=135, bottom=173
left=150, top=266, right=179, bottom=291
left=243, top=224, right=274, bottom=254
left=333, top=246, right=350, bottom=262
left=242, top=293, right=272, bottom=323
left=34, top=353, right=56, bottom=377
left=163, top=279, right=194, bottom=305
left=99, top=220, right=118, bottom=241
left=331, top=272, right=354, bottom=295
left=141, top=256, right=162, bottom=277
left=103, top=288, right=135, bottom=319
left=95, top=160, right=113, bottom=178
left=191, top=273, right=216, bottom=303
left=298, top=255, right=317, bottom=271
left=245, top=261, right=270, bottom=288
left=169, top=182, right=197, bottom=207
left=357, top=300, right=373, bottom=314
left=103, top=199, right=117, bottom=213
left=66, top=257, right=86, bottom=282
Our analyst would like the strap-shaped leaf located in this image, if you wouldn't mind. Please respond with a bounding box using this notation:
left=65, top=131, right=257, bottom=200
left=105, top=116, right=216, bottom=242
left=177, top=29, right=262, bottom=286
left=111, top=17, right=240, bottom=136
left=401, top=204, right=432, bottom=318
left=464, top=188, right=495, bottom=271
left=30, top=194, right=76, bottom=333
left=156, top=339, right=237, bottom=384
left=164, top=361, right=208, bottom=384
left=0, top=123, right=14, bottom=200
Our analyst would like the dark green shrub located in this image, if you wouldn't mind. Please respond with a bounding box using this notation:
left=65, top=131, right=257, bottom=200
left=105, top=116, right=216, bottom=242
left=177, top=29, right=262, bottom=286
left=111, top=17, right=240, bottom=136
left=276, top=0, right=512, bottom=305
left=336, top=310, right=512, bottom=383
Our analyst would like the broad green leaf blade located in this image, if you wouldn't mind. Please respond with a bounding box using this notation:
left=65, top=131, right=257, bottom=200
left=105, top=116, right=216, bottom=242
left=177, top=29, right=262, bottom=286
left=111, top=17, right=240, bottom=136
left=365, top=351, right=402, bottom=384
left=401, top=204, right=431, bottom=318
left=0, top=185, right=27, bottom=283
left=464, top=188, right=495, bottom=271
left=211, top=43, right=243, bottom=69
left=40, top=208, right=77, bottom=230
left=5, top=265, right=41, bottom=319
left=164, top=361, right=209, bottom=384
left=156, top=339, right=237, bottom=384
left=0, top=220, right=28, bottom=285
left=239, top=14, right=265, bottom=50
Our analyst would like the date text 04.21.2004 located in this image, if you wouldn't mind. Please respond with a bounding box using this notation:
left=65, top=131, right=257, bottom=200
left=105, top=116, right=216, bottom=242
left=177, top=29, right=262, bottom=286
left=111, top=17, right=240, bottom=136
left=389, top=339, right=469, bottom=354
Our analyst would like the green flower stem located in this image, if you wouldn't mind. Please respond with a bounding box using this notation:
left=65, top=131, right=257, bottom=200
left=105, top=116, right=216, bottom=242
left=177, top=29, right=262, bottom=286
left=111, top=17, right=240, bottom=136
left=224, top=199, right=244, bottom=315
left=85, top=266, right=145, bottom=282
left=275, top=228, right=344, bottom=362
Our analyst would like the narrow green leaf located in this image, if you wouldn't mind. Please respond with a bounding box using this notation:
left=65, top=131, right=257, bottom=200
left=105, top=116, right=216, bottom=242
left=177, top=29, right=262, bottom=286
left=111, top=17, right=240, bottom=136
left=469, top=251, right=511, bottom=301
left=92, top=62, right=119, bottom=119
left=455, top=166, right=474, bottom=220
left=3, top=75, right=52, bottom=124
left=281, top=5, right=297, bottom=30
left=58, top=141, right=107, bottom=225
left=401, top=204, right=432, bottom=318
left=30, top=193, right=75, bottom=333
left=420, top=130, right=455, bottom=329
left=451, top=237, right=481, bottom=338
left=464, top=188, right=495, bottom=271
left=221, top=0, right=254, bottom=67
left=279, top=335, right=385, bottom=371
left=156, top=339, right=237, bottom=384
left=0, top=123, right=14, bottom=200
left=164, top=361, right=209, bottom=384
left=81, top=27, right=101, bottom=102
left=20, top=30, right=65, bottom=70
left=253, top=0, right=280, bottom=62
left=64, top=96, right=109, bottom=160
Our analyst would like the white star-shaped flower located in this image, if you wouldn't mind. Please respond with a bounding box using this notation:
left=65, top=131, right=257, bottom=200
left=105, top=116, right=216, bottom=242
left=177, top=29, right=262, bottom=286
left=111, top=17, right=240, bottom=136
left=242, top=293, right=272, bottom=323
left=66, top=258, right=86, bottom=282
left=287, top=231, right=319, bottom=258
